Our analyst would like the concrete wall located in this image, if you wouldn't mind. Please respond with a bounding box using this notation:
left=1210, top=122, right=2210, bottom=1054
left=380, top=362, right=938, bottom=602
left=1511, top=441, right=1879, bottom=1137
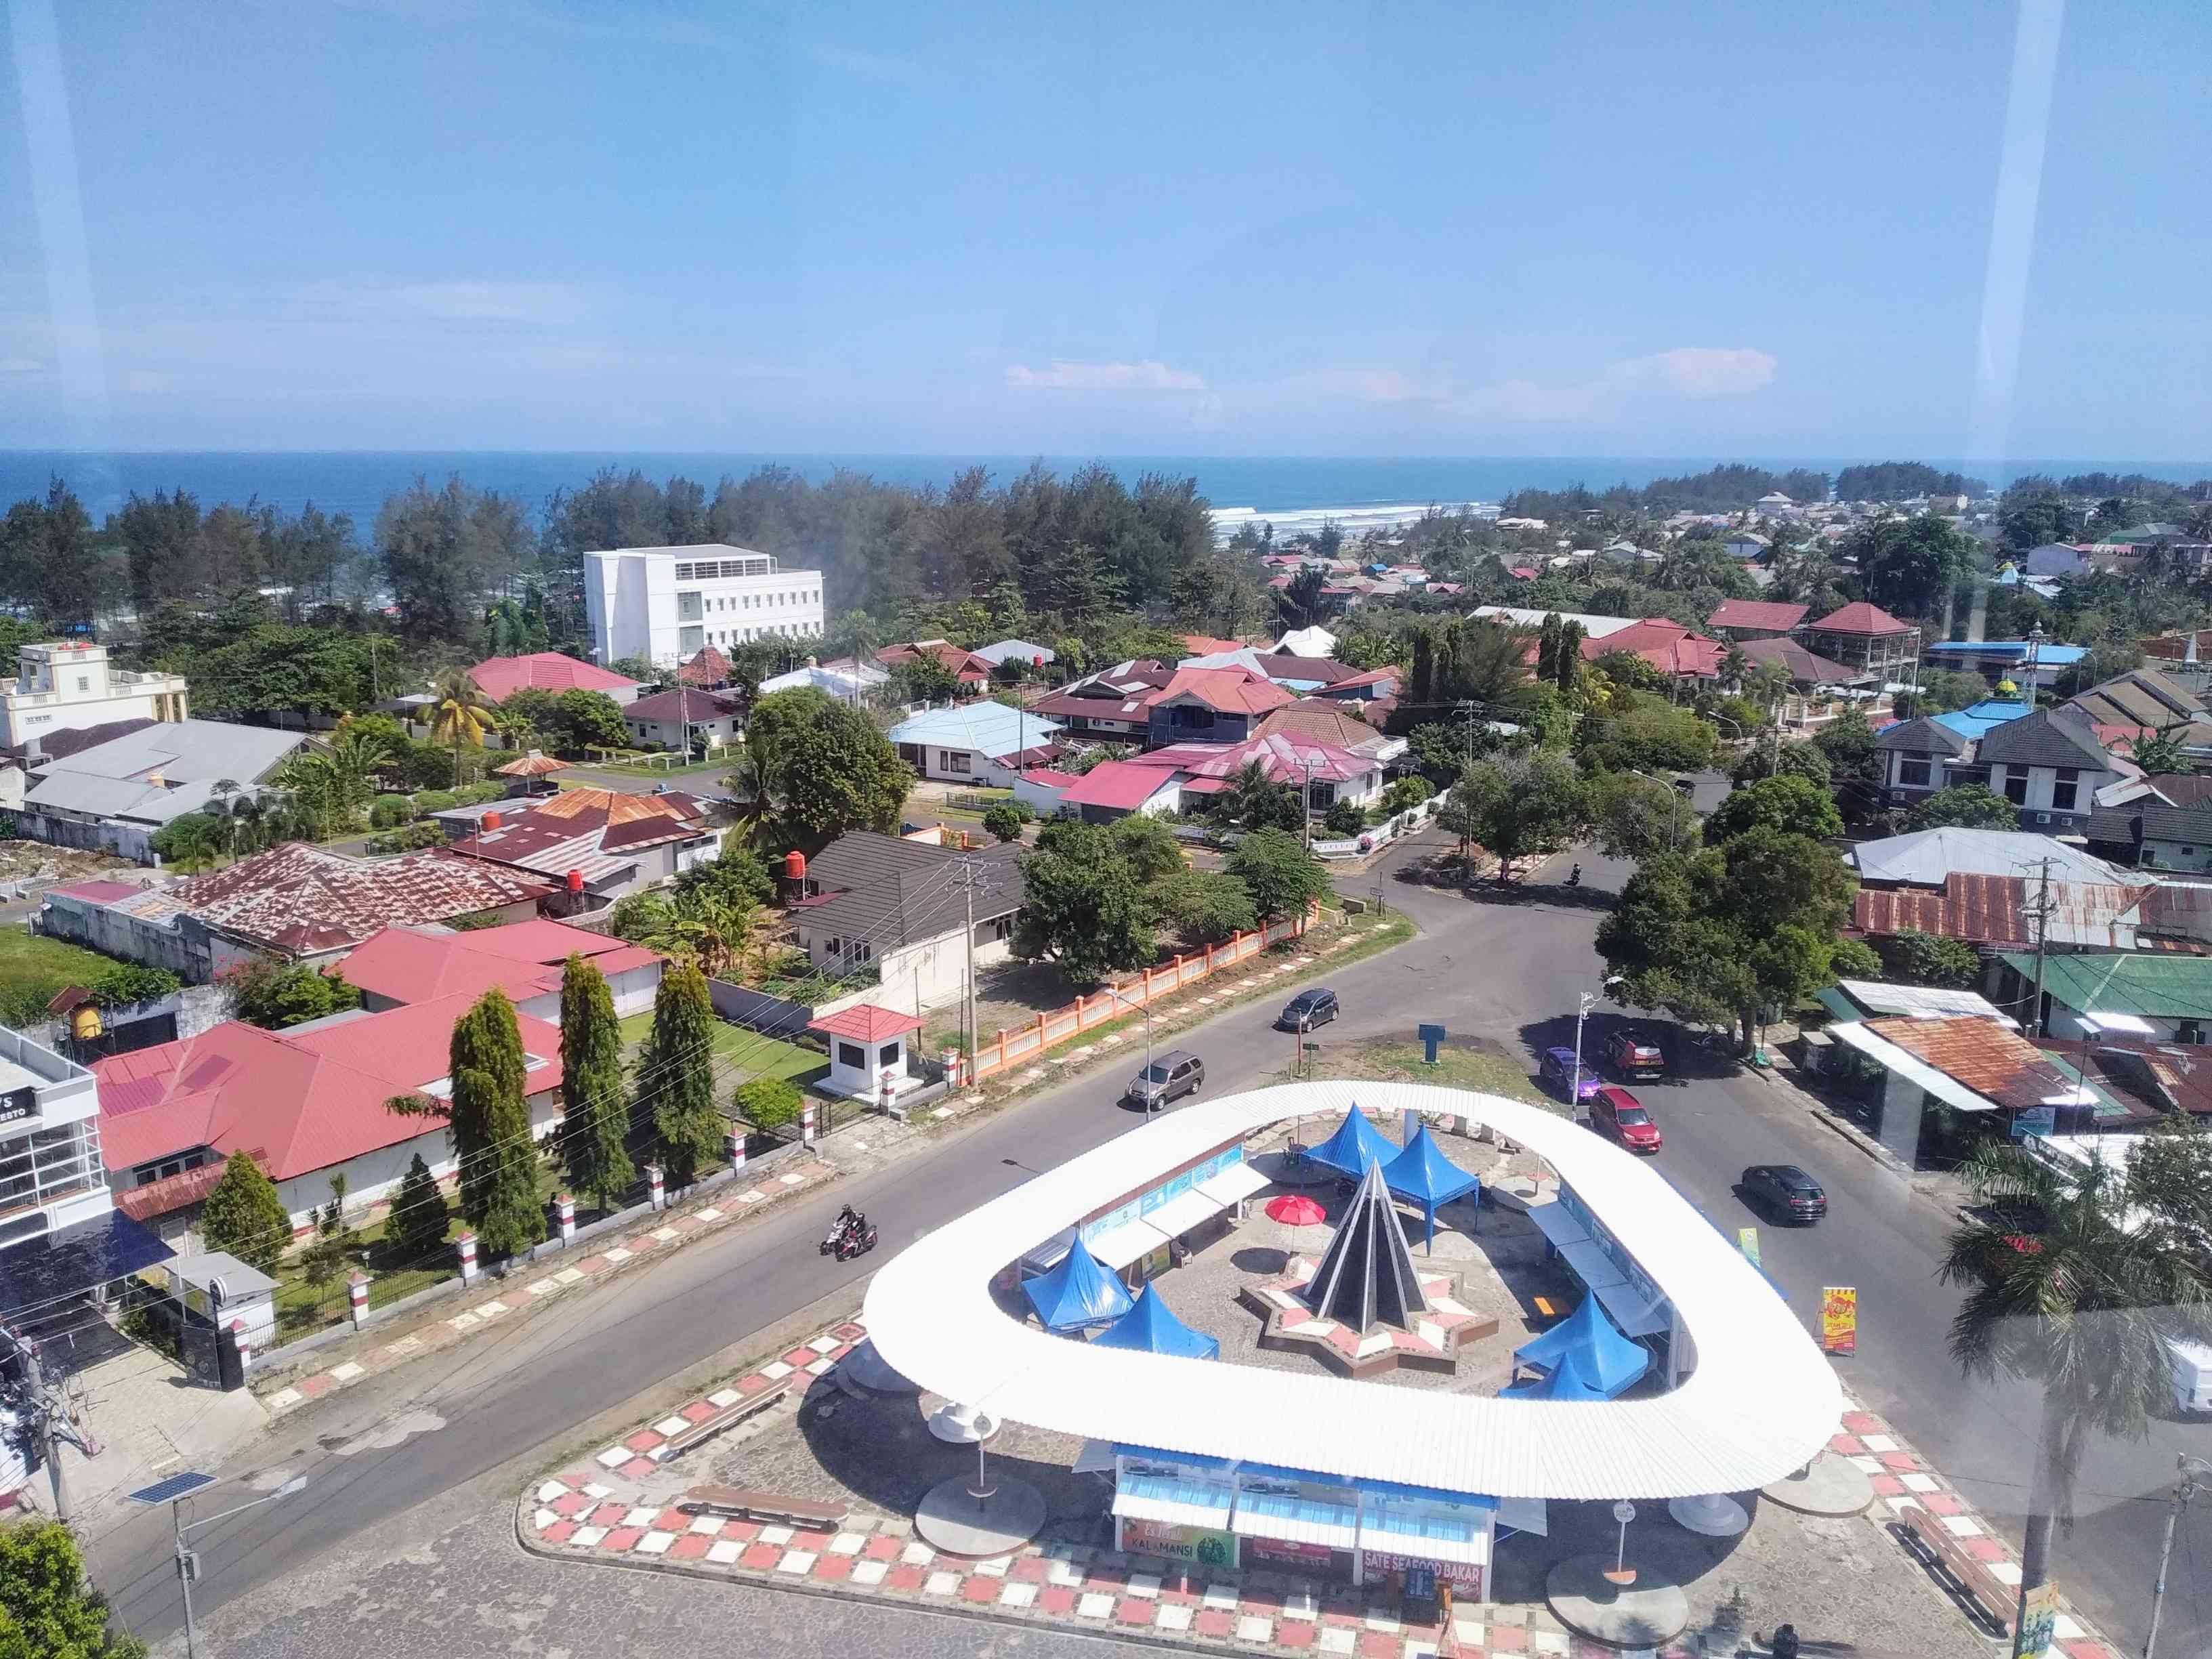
left=39, top=893, right=211, bottom=980
left=873, top=929, right=1014, bottom=1017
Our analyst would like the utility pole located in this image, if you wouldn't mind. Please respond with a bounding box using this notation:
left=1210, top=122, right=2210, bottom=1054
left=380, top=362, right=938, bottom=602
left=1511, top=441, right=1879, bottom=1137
left=2144, top=1454, right=2210, bottom=1658
left=1299, top=754, right=1318, bottom=852
left=2026, top=854, right=2056, bottom=1038
left=18, top=1337, right=66, bottom=1522
left=947, top=855, right=999, bottom=1085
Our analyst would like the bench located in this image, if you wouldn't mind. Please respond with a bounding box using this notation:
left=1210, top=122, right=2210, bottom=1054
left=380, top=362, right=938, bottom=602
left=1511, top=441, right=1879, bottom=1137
left=661, top=1379, right=791, bottom=1458
left=1897, top=1502, right=2018, bottom=1633
left=679, top=1485, right=848, bottom=1530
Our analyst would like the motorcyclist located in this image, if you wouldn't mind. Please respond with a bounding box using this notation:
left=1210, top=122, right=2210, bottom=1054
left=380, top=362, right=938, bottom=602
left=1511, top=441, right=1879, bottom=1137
left=835, top=1203, right=864, bottom=1240
left=1769, top=1624, right=1799, bottom=1659
left=1566, top=863, right=1583, bottom=887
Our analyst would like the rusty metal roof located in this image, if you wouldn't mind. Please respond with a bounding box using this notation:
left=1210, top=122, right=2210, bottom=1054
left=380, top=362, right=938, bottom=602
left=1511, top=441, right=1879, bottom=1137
left=1862, top=1016, right=2087, bottom=1111
left=167, top=843, right=554, bottom=954
left=1851, top=871, right=2163, bottom=950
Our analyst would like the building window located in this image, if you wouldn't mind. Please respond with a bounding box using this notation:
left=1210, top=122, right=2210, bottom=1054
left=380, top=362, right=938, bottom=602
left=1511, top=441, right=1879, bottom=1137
left=2052, top=768, right=2080, bottom=812
left=837, top=1041, right=866, bottom=1069
left=2002, top=770, right=2028, bottom=805
left=989, top=914, right=1014, bottom=942
left=1898, top=759, right=1932, bottom=788
left=938, top=750, right=971, bottom=774
left=877, top=1042, right=900, bottom=1069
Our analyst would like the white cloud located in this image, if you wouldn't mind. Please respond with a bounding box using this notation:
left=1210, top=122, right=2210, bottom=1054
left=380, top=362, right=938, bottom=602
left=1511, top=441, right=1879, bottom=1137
left=291, top=280, right=592, bottom=329
left=1614, top=345, right=1777, bottom=398
left=1004, top=359, right=1206, bottom=392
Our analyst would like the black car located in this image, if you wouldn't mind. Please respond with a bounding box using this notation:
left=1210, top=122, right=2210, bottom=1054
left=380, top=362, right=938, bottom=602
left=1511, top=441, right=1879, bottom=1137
left=1742, top=1163, right=1827, bottom=1223
left=1278, top=988, right=1339, bottom=1030
left=1125, top=1049, right=1205, bottom=1110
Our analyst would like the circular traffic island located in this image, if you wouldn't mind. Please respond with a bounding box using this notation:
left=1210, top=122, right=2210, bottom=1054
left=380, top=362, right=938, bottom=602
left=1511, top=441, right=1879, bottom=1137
left=1545, top=1552, right=1690, bottom=1650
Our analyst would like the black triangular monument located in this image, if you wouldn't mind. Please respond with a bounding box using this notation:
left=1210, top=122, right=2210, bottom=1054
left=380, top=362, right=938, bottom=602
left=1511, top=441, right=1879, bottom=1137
left=1303, top=1160, right=1430, bottom=1330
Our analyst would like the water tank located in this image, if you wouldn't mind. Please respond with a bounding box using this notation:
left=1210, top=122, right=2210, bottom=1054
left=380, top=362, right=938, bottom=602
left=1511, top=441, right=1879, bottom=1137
left=482, top=810, right=503, bottom=831
left=71, top=1005, right=103, bottom=1041
left=566, top=868, right=584, bottom=894
left=784, top=849, right=807, bottom=881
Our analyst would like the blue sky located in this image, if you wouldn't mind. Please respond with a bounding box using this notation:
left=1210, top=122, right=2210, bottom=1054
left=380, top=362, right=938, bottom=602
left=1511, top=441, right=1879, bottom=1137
left=1, top=0, right=2207, bottom=459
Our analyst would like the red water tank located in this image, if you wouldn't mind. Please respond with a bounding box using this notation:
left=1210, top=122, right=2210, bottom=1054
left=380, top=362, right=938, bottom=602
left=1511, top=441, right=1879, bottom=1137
left=784, top=849, right=807, bottom=881
left=566, top=868, right=583, bottom=894
left=482, top=810, right=503, bottom=831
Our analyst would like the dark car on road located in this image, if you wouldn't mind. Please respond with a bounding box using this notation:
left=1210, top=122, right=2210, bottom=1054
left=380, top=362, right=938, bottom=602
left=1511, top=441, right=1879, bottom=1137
left=1277, top=988, right=1339, bottom=1030
left=1539, top=1046, right=1601, bottom=1102
left=1742, top=1163, right=1827, bottom=1223
left=1605, top=1026, right=1666, bottom=1080
left=1125, top=1049, right=1205, bottom=1110
left=1589, top=1085, right=1663, bottom=1153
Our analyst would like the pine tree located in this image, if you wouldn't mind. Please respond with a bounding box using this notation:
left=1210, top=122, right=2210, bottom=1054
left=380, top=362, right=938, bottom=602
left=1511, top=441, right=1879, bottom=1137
left=199, top=1150, right=290, bottom=1274
left=387, top=1152, right=451, bottom=1261
left=558, top=954, right=633, bottom=1211
left=637, top=963, right=722, bottom=1188
left=447, top=989, right=527, bottom=1225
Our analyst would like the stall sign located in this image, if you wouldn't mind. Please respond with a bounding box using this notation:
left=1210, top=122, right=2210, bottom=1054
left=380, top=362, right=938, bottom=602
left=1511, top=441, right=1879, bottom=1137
left=1122, top=1518, right=1236, bottom=1570
left=1243, top=1536, right=1341, bottom=1573
left=1820, top=1285, right=1858, bottom=1355
left=1360, top=1549, right=1481, bottom=1592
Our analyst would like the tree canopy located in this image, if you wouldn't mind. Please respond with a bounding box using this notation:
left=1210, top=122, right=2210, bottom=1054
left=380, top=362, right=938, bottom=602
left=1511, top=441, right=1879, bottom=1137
left=738, top=688, right=913, bottom=849
left=1703, top=774, right=1843, bottom=843
left=0, top=1517, right=146, bottom=1658
left=1904, top=783, right=2020, bottom=831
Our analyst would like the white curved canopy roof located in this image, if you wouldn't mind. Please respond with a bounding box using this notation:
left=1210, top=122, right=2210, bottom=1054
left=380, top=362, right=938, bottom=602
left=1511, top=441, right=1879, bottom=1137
left=863, top=1080, right=1841, bottom=1501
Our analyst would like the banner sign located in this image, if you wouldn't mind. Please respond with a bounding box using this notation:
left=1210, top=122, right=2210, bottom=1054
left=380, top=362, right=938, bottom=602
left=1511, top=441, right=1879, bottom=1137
left=2014, top=1580, right=2058, bottom=1658
left=1820, top=1285, right=1858, bottom=1355
left=1121, top=1518, right=1236, bottom=1570
left=1738, top=1227, right=1761, bottom=1267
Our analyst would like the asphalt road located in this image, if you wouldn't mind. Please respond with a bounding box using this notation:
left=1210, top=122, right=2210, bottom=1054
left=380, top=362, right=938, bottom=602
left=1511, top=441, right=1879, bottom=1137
left=91, top=831, right=2212, bottom=1656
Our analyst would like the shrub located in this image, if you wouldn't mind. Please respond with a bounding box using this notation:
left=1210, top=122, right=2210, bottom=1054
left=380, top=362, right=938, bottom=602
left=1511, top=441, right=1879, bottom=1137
left=1381, top=775, right=1433, bottom=814
left=369, top=794, right=417, bottom=828
left=411, top=789, right=459, bottom=814
left=367, top=822, right=444, bottom=854
left=732, top=1074, right=803, bottom=1131
left=88, top=963, right=182, bottom=1010
left=453, top=782, right=507, bottom=805
left=201, top=1151, right=290, bottom=1273
left=1322, top=799, right=1366, bottom=837
left=982, top=801, right=1028, bottom=842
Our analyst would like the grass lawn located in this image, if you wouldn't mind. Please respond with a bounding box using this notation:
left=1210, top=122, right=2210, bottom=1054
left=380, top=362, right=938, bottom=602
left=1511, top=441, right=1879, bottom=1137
left=618, top=1009, right=830, bottom=1087
left=1317, top=1034, right=1560, bottom=1111
left=0, top=928, right=119, bottom=999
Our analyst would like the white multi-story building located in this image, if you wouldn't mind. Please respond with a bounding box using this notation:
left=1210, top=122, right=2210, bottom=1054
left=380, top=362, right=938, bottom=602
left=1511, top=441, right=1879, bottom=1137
left=584, top=544, right=825, bottom=670
left=0, top=1026, right=110, bottom=1254
left=0, top=642, right=189, bottom=750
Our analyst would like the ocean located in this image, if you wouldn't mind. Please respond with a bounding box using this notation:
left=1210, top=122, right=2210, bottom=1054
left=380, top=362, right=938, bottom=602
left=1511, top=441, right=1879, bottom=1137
left=2, top=450, right=2207, bottom=537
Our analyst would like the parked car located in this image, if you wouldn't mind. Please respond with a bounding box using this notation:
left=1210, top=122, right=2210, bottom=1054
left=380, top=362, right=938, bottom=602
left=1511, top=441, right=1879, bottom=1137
left=1278, top=987, right=1339, bottom=1030
left=1742, top=1164, right=1827, bottom=1223
left=1605, top=1026, right=1666, bottom=1079
left=1589, top=1085, right=1663, bottom=1152
left=1125, top=1049, right=1205, bottom=1110
left=1539, top=1046, right=1601, bottom=1102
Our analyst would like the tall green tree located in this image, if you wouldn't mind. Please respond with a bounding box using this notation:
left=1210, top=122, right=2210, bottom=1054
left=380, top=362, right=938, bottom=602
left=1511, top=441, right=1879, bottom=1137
left=428, top=667, right=499, bottom=786
left=1587, top=770, right=1699, bottom=860
left=736, top=688, right=913, bottom=848
left=1012, top=820, right=1157, bottom=982
left=0, top=1518, right=147, bottom=1658
left=445, top=988, right=541, bottom=1255
left=1904, top=783, right=2020, bottom=831
left=1939, top=1139, right=2212, bottom=1641
left=1445, top=753, right=1589, bottom=881
left=1703, top=774, right=1843, bottom=843
left=1222, top=827, right=1330, bottom=919
left=200, top=1151, right=290, bottom=1274
left=637, top=963, right=723, bottom=1187
left=386, top=1152, right=452, bottom=1262
left=558, top=954, right=635, bottom=1210
left=0, top=478, right=102, bottom=631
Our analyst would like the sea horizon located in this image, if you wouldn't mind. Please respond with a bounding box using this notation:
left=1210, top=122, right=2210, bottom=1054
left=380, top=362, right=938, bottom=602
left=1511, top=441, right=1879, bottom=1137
left=4, top=448, right=2207, bottom=533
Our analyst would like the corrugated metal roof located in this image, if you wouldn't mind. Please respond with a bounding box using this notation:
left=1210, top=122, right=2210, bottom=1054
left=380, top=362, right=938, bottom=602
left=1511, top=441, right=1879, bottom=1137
left=1998, top=950, right=2212, bottom=1020
left=1851, top=873, right=2155, bottom=949
left=862, top=1080, right=1841, bottom=1501
left=165, top=843, right=554, bottom=954
left=1850, top=828, right=2128, bottom=889
left=1859, top=1016, right=2095, bottom=1110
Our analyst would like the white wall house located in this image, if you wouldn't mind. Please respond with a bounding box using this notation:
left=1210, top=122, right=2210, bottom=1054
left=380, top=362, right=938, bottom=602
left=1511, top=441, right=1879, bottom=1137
left=0, top=1026, right=112, bottom=1254
left=585, top=544, right=825, bottom=670
left=0, top=642, right=189, bottom=750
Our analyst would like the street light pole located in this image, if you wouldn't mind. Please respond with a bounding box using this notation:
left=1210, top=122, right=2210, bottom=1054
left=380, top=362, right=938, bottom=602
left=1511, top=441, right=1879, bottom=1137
left=1102, top=984, right=1156, bottom=1111
left=170, top=1476, right=309, bottom=1659
left=2144, top=1454, right=2211, bottom=1658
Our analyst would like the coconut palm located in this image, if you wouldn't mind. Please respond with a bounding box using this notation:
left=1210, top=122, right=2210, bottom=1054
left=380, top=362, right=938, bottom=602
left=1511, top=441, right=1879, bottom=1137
left=1938, top=1139, right=2212, bottom=1633
left=722, top=734, right=782, bottom=847
left=429, top=668, right=498, bottom=786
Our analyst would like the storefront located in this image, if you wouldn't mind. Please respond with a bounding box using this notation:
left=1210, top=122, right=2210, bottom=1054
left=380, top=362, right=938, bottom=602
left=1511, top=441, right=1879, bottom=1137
left=1355, top=1486, right=1495, bottom=1599
left=1230, top=1465, right=1361, bottom=1582
left=1531, top=1179, right=1679, bottom=1379
left=1112, top=1450, right=1238, bottom=1570
left=1079, top=1141, right=1269, bottom=1286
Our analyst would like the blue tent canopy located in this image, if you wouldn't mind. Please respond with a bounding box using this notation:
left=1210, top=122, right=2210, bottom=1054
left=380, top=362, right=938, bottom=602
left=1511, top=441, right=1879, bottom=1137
left=1023, top=1234, right=1134, bottom=1332
left=1306, top=1105, right=1398, bottom=1181
left=1512, top=1295, right=1649, bottom=1397
left=1089, top=1284, right=1220, bottom=1360
left=1499, top=1340, right=1619, bottom=1402
left=1380, top=1124, right=1480, bottom=1250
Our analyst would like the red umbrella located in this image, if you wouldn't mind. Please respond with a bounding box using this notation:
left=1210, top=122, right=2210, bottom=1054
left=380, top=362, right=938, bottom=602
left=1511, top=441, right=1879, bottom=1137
left=1265, top=1194, right=1327, bottom=1226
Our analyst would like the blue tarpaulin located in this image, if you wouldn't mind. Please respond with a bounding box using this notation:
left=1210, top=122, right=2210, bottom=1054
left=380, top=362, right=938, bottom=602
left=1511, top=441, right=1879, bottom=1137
left=1023, top=1234, right=1134, bottom=1332
left=1089, top=1284, right=1220, bottom=1360
left=1512, top=1295, right=1650, bottom=1397
left=1380, top=1124, right=1480, bottom=1251
left=1500, top=1340, right=1619, bottom=1402
left=1306, top=1105, right=1398, bottom=1181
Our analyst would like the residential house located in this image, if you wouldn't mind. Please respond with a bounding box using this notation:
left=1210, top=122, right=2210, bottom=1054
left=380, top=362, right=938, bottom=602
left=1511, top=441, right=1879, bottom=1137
left=1580, top=618, right=1728, bottom=682
left=1180, top=647, right=1366, bottom=694
left=1917, top=639, right=2089, bottom=692
left=1734, top=636, right=1873, bottom=729
left=1976, top=706, right=2134, bottom=833
left=337, top=917, right=664, bottom=1020
left=1469, top=606, right=1640, bottom=642
left=96, top=992, right=570, bottom=1241
left=1992, top=952, right=2212, bottom=1045
left=1055, top=760, right=1189, bottom=824
left=757, top=656, right=889, bottom=699
left=675, top=644, right=732, bottom=688
left=1754, top=492, right=1797, bottom=518
left=620, top=687, right=744, bottom=753
left=1253, top=701, right=1406, bottom=768
left=1307, top=666, right=1401, bottom=710
left=785, top=831, right=1025, bottom=1013
left=0, top=715, right=158, bottom=814
left=585, top=544, right=825, bottom=667
left=1795, top=602, right=1919, bottom=680
left=1026, top=660, right=1175, bottom=742
left=1822, top=1014, right=2110, bottom=1156
left=1705, top=600, right=1807, bottom=642
left=1011, top=766, right=1082, bottom=818
left=883, top=703, right=1064, bottom=786
left=1849, top=826, right=2131, bottom=890
left=2087, top=775, right=2212, bottom=872
left=1145, top=667, right=1295, bottom=748
left=1850, top=872, right=2159, bottom=955
left=2064, top=667, right=2212, bottom=755
left=1178, top=635, right=1247, bottom=657
left=38, top=843, right=553, bottom=982
left=465, top=651, right=642, bottom=706
left=1135, top=731, right=1385, bottom=812
left=1722, top=532, right=1770, bottom=560
left=0, top=1025, right=112, bottom=1253
left=1272, top=625, right=1338, bottom=658
left=877, top=639, right=995, bottom=692
left=1875, top=716, right=1979, bottom=805
left=16, top=718, right=310, bottom=864
left=445, top=786, right=722, bottom=903
left=0, top=642, right=188, bottom=750
left=972, top=639, right=1057, bottom=671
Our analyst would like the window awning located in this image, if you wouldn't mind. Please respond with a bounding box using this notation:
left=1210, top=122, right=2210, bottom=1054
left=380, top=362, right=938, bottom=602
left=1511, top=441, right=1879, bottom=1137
left=1144, top=1188, right=1225, bottom=1240
left=1823, top=1019, right=2001, bottom=1112
left=1113, top=1471, right=1234, bottom=1529
left=1358, top=1500, right=1490, bottom=1566
left=1231, top=1490, right=1360, bottom=1551
left=1195, top=1159, right=1270, bottom=1206
left=1087, top=1216, right=1172, bottom=1269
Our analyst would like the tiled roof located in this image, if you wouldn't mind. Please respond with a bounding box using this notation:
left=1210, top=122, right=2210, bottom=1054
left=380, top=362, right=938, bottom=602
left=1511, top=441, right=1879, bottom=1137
left=1861, top=1016, right=2087, bottom=1112
left=1581, top=620, right=1728, bottom=679
left=623, top=687, right=743, bottom=723
left=796, top=831, right=1024, bottom=946
left=1806, top=602, right=1915, bottom=637
left=1058, top=761, right=1183, bottom=812
left=446, top=789, right=713, bottom=883
left=1255, top=701, right=1398, bottom=759
left=1736, top=636, right=1866, bottom=685
left=1179, top=635, right=1247, bottom=656
left=676, top=646, right=733, bottom=686
left=167, top=843, right=554, bottom=954
left=96, top=992, right=566, bottom=1183
left=1707, top=599, right=1808, bottom=632
left=877, top=640, right=993, bottom=680
left=1135, top=731, right=1376, bottom=786
left=1151, top=667, right=1297, bottom=717
left=2087, top=797, right=2212, bottom=849
left=467, top=652, right=640, bottom=702
left=339, top=919, right=659, bottom=1008
left=810, top=1003, right=925, bottom=1043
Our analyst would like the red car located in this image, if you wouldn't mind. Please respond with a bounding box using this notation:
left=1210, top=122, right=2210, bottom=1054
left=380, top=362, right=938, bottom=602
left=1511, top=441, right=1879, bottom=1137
left=1589, top=1086, right=1663, bottom=1153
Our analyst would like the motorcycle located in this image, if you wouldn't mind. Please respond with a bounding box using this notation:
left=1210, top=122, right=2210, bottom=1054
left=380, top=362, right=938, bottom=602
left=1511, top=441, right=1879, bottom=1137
left=820, top=1213, right=879, bottom=1261
left=1565, top=863, right=1583, bottom=888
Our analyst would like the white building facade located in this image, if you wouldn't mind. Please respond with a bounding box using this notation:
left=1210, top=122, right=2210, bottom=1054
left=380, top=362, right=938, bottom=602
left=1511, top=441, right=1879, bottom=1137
left=0, top=642, right=189, bottom=749
left=585, top=544, right=825, bottom=670
left=0, top=1026, right=111, bottom=1253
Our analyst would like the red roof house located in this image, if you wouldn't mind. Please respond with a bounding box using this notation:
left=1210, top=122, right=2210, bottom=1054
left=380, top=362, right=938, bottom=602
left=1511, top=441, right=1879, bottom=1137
left=1798, top=602, right=1921, bottom=676
left=1056, top=760, right=1189, bottom=821
left=466, top=652, right=643, bottom=705
left=337, top=918, right=664, bottom=1020
left=1806, top=602, right=1915, bottom=637
left=1581, top=619, right=1729, bottom=680
left=1706, top=599, right=1810, bottom=637
left=877, top=639, right=994, bottom=687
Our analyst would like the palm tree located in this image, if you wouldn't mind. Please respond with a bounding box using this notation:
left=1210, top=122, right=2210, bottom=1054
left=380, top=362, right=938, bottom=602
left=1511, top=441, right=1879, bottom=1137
left=429, top=668, right=498, bottom=786
left=1938, top=1139, right=2212, bottom=1634
left=722, top=738, right=780, bottom=847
